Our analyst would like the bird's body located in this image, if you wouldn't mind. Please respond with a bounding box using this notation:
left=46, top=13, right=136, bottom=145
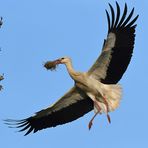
left=63, top=57, right=121, bottom=116
left=5, top=2, right=139, bottom=135
left=60, top=57, right=122, bottom=128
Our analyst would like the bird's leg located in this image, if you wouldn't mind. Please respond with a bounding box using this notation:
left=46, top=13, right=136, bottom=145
left=102, top=96, right=111, bottom=124
left=88, top=101, right=101, bottom=130
left=88, top=111, right=99, bottom=130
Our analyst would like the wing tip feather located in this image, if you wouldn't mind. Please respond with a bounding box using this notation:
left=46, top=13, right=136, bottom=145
left=106, top=2, right=138, bottom=32
left=4, top=118, right=34, bottom=136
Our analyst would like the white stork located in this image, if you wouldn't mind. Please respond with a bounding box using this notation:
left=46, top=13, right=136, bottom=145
left=5, top=2, right=139, bottom=135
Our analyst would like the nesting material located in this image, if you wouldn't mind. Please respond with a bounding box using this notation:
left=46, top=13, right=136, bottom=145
left=44, top=61, right=58, bottom=71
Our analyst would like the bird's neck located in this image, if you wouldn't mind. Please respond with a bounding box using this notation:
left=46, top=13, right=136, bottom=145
left=65, top=61, right=79, bottom=80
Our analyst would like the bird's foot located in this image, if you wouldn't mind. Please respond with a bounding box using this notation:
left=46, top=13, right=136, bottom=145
left=88, top=120, right=93, bottom=130
left=107, top=114, right=111, bottom=124
left=88, top=111, right=99, bottom=130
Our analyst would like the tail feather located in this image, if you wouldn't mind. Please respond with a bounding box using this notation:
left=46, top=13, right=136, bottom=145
left=103, top=84, right=122, bottom=112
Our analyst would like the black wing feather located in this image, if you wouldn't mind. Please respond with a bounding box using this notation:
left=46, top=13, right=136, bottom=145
left=101, top=2, right=138, bottom=84
left=114, top=2, right=120, bottom=27
left=105, top=10, right=111, bottom=31
left=5, top=97, right=93, bottom=136
left=120, top=8, right=134, bottom=28
left=109, top=4, right=115, bottom=29
left=116, top=3, right=127, bottom=29
left=126, top=15, right=139, bottom=28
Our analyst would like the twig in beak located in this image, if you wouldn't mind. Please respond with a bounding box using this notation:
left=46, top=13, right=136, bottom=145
left=44, top=60, right=59, bottom=71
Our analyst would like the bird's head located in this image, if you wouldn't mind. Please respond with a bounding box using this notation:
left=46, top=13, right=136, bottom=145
left=44, top=57, right=71, bottom=70
left=58, top=57, right=71, bottom=64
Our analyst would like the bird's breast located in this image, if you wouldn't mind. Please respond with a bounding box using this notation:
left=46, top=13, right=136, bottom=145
left=75, top=76, right=102, bottom=97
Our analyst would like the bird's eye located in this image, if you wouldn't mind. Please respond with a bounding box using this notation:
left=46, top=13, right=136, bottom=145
left=61, top=58, right=65, bottom=60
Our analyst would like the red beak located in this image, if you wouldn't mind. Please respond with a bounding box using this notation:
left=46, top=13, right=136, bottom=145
left=54, top=59, right=62, bottom=64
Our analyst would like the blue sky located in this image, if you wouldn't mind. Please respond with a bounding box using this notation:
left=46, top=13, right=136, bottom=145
left=0, top=0, right=148, bottom=147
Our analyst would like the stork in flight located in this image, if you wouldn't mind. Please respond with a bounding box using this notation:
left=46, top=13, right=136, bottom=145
left=5, top=2, right=139, bottom=135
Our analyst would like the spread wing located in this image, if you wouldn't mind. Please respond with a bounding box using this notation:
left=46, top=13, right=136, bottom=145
left=88, top=2, right=139, bottom=84
left=5, top=87, right=93, bottom=136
